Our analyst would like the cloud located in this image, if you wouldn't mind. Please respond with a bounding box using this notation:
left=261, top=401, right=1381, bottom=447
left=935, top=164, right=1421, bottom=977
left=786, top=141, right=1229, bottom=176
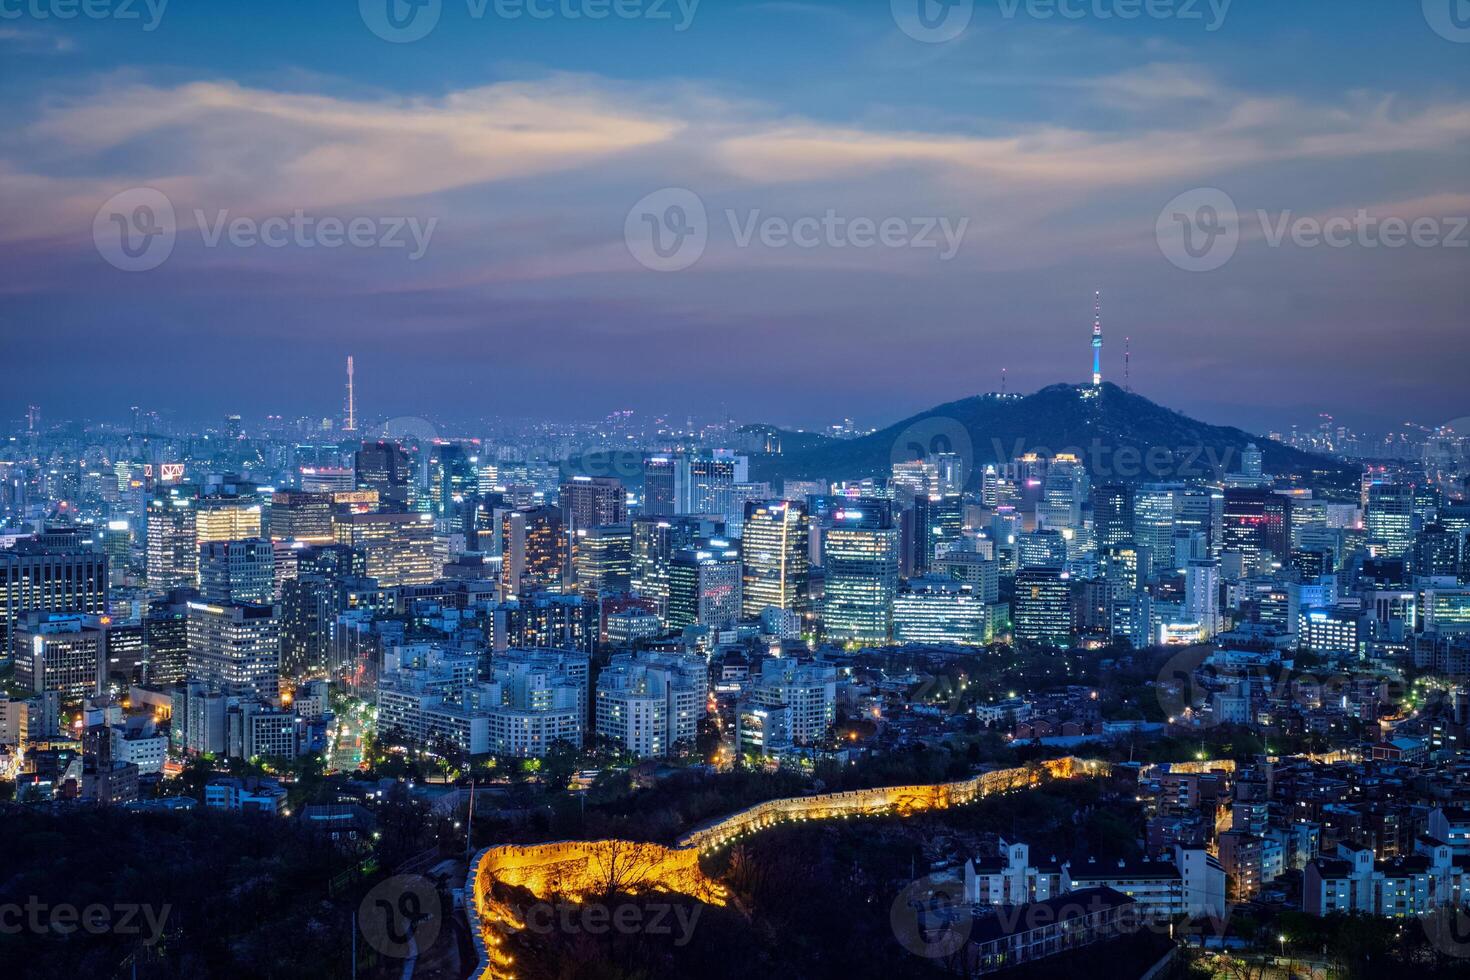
left=1, top=76, right=683, bottom=240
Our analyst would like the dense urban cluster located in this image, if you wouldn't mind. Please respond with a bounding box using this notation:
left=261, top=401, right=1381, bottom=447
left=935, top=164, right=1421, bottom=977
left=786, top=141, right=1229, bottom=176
left=2, top=370, right=1468, bottom=979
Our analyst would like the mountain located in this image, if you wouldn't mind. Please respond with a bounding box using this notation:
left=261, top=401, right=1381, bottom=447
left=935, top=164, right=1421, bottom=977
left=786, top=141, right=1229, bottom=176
left=748, top=383, right=1357, bottom=491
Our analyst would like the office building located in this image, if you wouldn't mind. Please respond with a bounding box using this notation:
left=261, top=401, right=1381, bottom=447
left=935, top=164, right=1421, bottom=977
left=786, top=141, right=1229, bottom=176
left=741, top=500, right=811, bottom=619
left=821, top=500, right=899, bottom=646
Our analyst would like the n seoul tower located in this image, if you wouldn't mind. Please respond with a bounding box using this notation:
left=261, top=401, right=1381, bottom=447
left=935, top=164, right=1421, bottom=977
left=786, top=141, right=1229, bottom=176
left=1091, top=290, right=1103, bottom=387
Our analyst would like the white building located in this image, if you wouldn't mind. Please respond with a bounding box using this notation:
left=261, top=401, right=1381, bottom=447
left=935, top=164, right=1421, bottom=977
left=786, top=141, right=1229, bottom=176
left=965, top=840, right=1225, bottom=920
left=110, top=725, right=168, bottom=774
left=737, top=658, right=835, bottom=750
left=595, top=651, right=706, bottom=758
left=1304, top=839, right=1470, bottom=917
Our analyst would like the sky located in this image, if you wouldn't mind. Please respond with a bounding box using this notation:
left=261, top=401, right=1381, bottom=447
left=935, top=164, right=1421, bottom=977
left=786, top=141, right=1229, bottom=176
left=1, top=0, right=1467, bottom=435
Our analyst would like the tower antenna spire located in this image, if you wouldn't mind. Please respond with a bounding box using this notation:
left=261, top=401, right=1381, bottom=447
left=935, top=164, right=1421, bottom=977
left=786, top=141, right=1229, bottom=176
left=344, top=356, right=357, bottom=433
left=1091, top=290, right=1103, bottom=387
left=1124, top=337, right=1131, bottom=393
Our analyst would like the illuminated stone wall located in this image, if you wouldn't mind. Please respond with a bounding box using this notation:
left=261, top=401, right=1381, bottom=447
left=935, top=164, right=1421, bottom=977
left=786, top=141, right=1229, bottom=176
left=470, top=756, right=1109, bottom=979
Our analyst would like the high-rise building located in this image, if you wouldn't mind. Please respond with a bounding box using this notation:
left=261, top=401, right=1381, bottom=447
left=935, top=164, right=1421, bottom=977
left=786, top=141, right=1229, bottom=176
left=641, top=456, right=679, bottom=516
left=1185, top=560, right=1222, bottom=637
left=499, top=506, right=567, bottom=597
left=894, top=578, right=990, bottom=646
left=737, top=658, right=836, bottom=752
left=14, top=612, right=106, bottom=700
left=1222, top=488, right=1292, bottom=575
left=144, top=589, right=192, bottom=685
left=333, top=510, right=438, bottom=587
left=199, top=538, right=275, bottom=605
left=146, top=487, right=198, bottom=588
left=741, top=501, right=811, bottom=620
left=630, top=515, right=719, bottom=616
left=910, top=493, right=963, bottom=575
left=821, top=500, right=899, bottom=646
left=186, top=601, right=281, bottom=700
left=1, top=537, right=108, bottom=659
left=560, top=476, right=627, bottom=531
left=268, top=490, right=334, bottom=543
left=429, top=444, right=479, bottom=519
left=1092, top=484, right=1134, bottom=549
left=667, top=539, right=743, bottom=630
left=933, top=549, right=1000, bottom=603
left=195, top=496, right=264, bottom=549
left=354, top=441, right=413, bottom=507
left=1133, top=484, right=1180, bottom=567
left=1039, top=454, right=1089, bottom=531
left=1365, top=483, right=1415, bottom=558
left=1013, top=567, right=1073, bottom=646
left=572, top=523, right=632, bottom=598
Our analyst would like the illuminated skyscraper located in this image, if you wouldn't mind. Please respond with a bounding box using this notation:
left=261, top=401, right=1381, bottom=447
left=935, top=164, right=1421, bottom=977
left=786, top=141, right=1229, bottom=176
left=560, top=476, right=627, bottom=530
left=1092, top=484, right=1134, bottom=548
left=146, top=487, right=198, bottom=588
left=429, top=444, right=479, bottom=519
left=1013, top=567, right=1073, bottom=646
left=741, top=500, right=811, bottom=619
left=199, top=538, right=276, bottom=605
left=333, top=510, right=438, bottom=587
left=499, top=506, right=567, bottom=597
left=821, top=500, right=899, bottom=646
left=186, top=600, right=280, bottom=700
left=630, top=515, right=719, bottom=615
left=355, top=441, right=413, bottom=507
left=667, top=539, right=742, bottom=630
left=572, top=523, right=633, bottom=598
left=1365, top=483, right=1415, bottom=558
left=267, top=490, right=334, bottom=544
left=195, top=496, right=264, bottom=549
